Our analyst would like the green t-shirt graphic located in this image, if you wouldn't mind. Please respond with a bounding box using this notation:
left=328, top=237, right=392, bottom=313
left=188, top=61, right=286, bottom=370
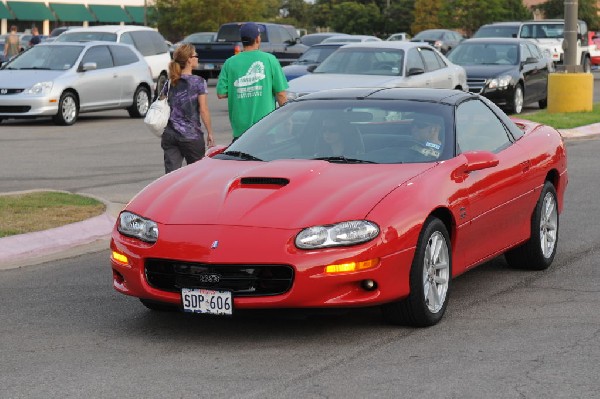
left=217, top=50, right=288, bottom=138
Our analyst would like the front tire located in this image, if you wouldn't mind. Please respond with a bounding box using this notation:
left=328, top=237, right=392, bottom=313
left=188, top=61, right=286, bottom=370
left=155, top=73, right=168, bottom=100
left=538, top=98, right=548, bottom=109
left=505, top=181, right=559, bottom=270
left=382, top=217, right=451, bottom=327
left=582, top=56, right=592, bottom=73
left=510, top=84, right=524, bottom=114
left=127, top=85, right=150, bottom=118
left=52, top=92, right=78, bottom=126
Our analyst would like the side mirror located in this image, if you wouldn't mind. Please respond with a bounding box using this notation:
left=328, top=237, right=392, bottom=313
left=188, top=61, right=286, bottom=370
left=206, top=144, right=228, bottom=157
left=407, top=67, right=425, bottom=76
left=307, top=64, right=318, bottom=73
left=462, top=151, right=499, bottom=172
left=79, top=62, right=97, bottom=72
left=524, top=57, right=537, bottom=64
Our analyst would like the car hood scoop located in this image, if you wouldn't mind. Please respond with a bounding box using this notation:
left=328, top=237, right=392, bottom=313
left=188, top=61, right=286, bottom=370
left=129, top=158, right=434, bottom=229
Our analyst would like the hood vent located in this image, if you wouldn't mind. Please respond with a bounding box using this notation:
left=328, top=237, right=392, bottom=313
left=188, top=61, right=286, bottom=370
left=240, top=177, right=289, bottom=186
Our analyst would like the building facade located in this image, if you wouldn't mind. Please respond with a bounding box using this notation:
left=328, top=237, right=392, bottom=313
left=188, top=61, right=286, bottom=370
left=1, top=0, right=149, bottom=35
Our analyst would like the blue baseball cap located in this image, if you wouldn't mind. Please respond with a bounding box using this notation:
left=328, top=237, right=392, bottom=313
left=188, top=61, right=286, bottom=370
left=240, top=23, right=263, bottom=44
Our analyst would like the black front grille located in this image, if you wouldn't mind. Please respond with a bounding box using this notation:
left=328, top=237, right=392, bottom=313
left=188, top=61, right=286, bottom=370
left=145, top=259, right=294, bottom=296
left=0, top=105, right=31, bottom=113
left=467, top=78, right=486, bottom=93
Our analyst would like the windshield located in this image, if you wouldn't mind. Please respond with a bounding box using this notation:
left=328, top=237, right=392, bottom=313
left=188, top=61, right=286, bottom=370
left=184, top=33, right=215, bottom=43
left=295, top=45, right=340, bottom=64
left=213, top=99, right=454, bottom=164
left=413, top=31, right=443, bottom=40
left=521, top=23, right=563, bottom=39
left=4, top=45, right=83, bottom=70
left=55, top=32, right=118, bottom=42
left=315, top=47, right=403, bottom=76
left=474, top=26, right=519, bottom=38
left=447, top=43, right=519, bottom=66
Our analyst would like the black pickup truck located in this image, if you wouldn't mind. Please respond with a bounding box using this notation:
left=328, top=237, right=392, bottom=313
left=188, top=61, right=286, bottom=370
left=191, top=22, right=308, bottom=80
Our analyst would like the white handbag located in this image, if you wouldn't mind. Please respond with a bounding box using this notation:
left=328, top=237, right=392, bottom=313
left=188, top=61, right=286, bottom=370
left=144, top=81, right=170, bottom=137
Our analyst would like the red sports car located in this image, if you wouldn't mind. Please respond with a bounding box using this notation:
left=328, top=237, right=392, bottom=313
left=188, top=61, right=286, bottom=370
left=110, top=88, right=567, bottom=327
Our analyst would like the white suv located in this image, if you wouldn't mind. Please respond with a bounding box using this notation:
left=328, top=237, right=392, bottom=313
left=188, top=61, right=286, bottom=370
left=55, top=25, right=170, bottom=95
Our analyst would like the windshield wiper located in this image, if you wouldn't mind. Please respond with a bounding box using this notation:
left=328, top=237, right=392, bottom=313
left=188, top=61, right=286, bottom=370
left=19, top=67, right=51, bottom=70
left=312, top=156, right=376, bottom=164
left=222, top=150, right=263, bottom=161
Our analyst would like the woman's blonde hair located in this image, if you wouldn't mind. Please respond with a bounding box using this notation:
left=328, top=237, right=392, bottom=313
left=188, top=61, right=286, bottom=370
left=169, top=43, right=195, bottom=86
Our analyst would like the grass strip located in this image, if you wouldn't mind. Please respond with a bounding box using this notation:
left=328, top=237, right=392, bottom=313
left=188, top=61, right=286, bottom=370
left=0, top=192, right=106, bottom=238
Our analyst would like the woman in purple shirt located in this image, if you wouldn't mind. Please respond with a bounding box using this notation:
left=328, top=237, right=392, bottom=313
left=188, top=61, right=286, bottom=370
left=161, top=44, right=214, bottom=173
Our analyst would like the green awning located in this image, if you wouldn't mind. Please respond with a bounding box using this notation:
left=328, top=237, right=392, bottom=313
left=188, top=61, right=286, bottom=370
left=124, top=6, right=145, bottom=24
left=7, top=1, right=56, bottom=21
left=88, top=4, right=131, bottom=23
left=0, top=3, right=12, bottom=19
left=50, top=3, right=95, bottom=22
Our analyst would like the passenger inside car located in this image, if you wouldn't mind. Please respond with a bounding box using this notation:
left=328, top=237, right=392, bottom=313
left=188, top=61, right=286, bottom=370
left=314, top=119, right=365, bottom=157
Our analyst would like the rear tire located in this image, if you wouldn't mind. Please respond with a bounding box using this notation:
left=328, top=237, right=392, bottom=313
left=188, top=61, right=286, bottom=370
left=154, top=73, right=168, bottom=100
left=52, top=92, right=78, bottom=126
left=538, top=98, right=548, bottom=109
left=140, top=299, right=179, bottom=312
left=127, top=85, right=150, bottom=118
left=505, top=181, right=559, bottom=270
left=382, top=217, right=451, bottom=327
left=582, top=56, right=592, bottom=73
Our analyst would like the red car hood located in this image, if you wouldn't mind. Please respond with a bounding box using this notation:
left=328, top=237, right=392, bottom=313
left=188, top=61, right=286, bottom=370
left=127, top=158, right=435, bottom=229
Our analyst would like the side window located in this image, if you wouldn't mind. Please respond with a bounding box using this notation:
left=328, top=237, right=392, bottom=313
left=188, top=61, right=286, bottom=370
left=130, top=31, right=155, bottom=56
left=81, top=45, right=113, bottom=70
left=526, top=43, right=541, bottom=60
left=109, top=45, right=139, bottom=66
left=420, top=48, right=443, bottom=71
left=456, top=99, right=512, bottom=153
left=120, top=32, right=135, bottom=47
left=279, top=26, right=294, bottom=43
left=520, top=43, right=533, bottom=60
left=149, top=31, right=169, bottom=53
left=406, top=48, right=425, bottom=72
left=268, top=27, right=281, bottom=44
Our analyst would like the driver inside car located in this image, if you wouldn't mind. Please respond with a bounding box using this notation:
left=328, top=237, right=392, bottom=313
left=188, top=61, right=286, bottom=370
left=409, top=114, right=443, bottom=159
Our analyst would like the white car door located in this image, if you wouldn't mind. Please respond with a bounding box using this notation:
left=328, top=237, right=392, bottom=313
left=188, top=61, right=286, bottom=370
left=419, top=47, right=455, bottom=89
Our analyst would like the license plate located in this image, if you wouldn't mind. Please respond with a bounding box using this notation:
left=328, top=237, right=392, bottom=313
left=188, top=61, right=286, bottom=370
left=181, top=288, right=232, bottom=315
left=204, top=63, right=214, bottom=70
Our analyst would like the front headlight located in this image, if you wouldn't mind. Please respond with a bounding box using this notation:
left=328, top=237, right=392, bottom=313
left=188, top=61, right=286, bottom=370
left=487, top=75, right=511, bottom=89
left=117, top=211, right=159, bottom=243
left=26, top=81, right=53, bottom=95
left=295, top=220, right=379, bottom=249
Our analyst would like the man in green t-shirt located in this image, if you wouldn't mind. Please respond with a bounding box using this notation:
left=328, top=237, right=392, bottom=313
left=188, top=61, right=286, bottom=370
left=217, top=22, right=289, bottom=141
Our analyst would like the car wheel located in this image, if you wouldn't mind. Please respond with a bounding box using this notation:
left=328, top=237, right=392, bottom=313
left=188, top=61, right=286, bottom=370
left=382, top=217, right=451, bottom=327
left=505, top=181, right=559, bottom=270
left=140, top=299, right=179, bottom=312
left=510, top=84, right=524, bottom=114
left=582, top=56, right=592, bottom=73
left=155, top=73, right=168, bottom=100
left=52, top=92, right=78, bottom=126
left=127, top=85, right=150, bottom=118
left=539, top=98, right=548, bottom=109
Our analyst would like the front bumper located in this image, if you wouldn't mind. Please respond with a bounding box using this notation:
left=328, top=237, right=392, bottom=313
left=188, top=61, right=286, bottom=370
left=110, top=224, right=415, bottom=310
left=0, top=93, right=59, bottom=118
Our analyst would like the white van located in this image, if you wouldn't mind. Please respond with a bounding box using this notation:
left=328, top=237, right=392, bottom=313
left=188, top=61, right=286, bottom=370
left=55, top=25, right=170, bottom=95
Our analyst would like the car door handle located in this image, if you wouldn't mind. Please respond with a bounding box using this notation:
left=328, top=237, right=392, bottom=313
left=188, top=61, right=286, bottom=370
left=520, top=160, right=530, bottom=172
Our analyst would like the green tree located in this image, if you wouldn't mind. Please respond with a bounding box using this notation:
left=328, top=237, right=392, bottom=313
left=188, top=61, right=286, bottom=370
left=538, top=0, right=600, bottom=30
left=411, top=0, right=444, bottom=34
left=381, top=0, right=415, bottom=36
left=330, top=1, right=381, bottom=34
left=155, top=0, right=279, bottom=42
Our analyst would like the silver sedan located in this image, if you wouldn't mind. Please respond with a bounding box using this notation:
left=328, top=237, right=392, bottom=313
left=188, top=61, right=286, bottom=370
left=287, top=41, right=468, bottom=100
left=0, top=41, right=154, bottom=126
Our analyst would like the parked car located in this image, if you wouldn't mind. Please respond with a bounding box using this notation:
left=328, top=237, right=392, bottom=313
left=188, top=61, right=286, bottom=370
left=473, top=20, right=592, bottom=72
left=169, top=31, right=216, bottom=57
left=300, top=32, right=349, bottom=46
left=45, top=26, right=83, bottom=43
left=411, top=29, right=464, bottom=54
left=589, top=31, right=600, bottom=66
left=321, top=34, right=382, bottom=44
left=282, top=42, right=345, bottom=81
left=110, top=87, right=567, bottom=327
left=386, top=32, right=411, bottom=41
left=55, top=25, right=170, bottom=95
left=287, top=41, right=467, bottom=100
left=447, top=38, right=550, bottom=114
left=0, top=42, right=154, bottom=126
